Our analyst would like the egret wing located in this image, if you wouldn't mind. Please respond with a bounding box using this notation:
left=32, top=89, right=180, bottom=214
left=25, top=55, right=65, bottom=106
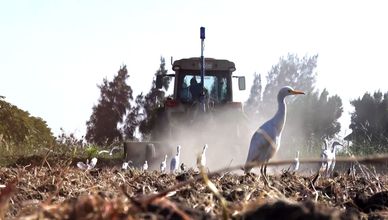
left=89, top=157, right=98, bottom=168
left=77, top=162, right=87, bottom=170
left=246, top=131, right=272, bottom=164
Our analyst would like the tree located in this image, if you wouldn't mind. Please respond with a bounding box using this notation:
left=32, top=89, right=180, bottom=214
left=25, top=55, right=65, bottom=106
left=123, top=93, right=144, bottom=140
left=347, top=91, right=388, bottom=155
left=0, top=98, right=54, bottom=151
left=138, top=57, right=171, bottom=140
left=245, top=73, right=262, bottom=118
left=85, top=65, right=133, bottom=145
left=261, top=54, right=317, bottom=117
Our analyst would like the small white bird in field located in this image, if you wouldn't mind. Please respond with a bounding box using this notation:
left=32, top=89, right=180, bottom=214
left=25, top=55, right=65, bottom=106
left=160, top=155, right=168, bottom=173
left=122, top=161, right=129, bottom=170
left=143, top=160, right=148, bottom=171
left=289, top=151, right=300, bottom=172
left=199, top=144, right=208, bottom=167
left=121, top=160, right=133, bottom=170
left=98, top=146, right=121, bottom=156
left=321, top=140, right=329, bottom=172
left=77, top=157, right=98, bottom=170
left=321, top=141, right=343, bottom=176
left=244, top=86, right=305, bottom=185
left=170, top=145, right=181, bottom=173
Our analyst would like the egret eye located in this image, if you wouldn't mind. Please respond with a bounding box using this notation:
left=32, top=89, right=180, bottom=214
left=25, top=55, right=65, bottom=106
left=288, top=89, right=292, bottom=93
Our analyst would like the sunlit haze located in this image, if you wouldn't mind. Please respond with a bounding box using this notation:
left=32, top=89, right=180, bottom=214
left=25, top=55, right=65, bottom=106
left=1, top=0, right=387, bottom=139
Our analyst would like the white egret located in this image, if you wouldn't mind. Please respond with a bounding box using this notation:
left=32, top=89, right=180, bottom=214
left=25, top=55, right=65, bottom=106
left=170, top=145, right=181, bottom=173
left=327, top=141, right=342, bottom=176
left=160, top=155, right=168, bottom=173
left=320, top=138, right=330, bottom=170
left=321, top=140, right=342, bottom=176
left=244, top=86, right=305, bottom=185
left=77, top=157, right=98, bottom=170
left=143, top=160, right=148, bottom=171
left=122, top=160, right=133, bottom=170
left=122, top=161, right=129, bottom=170
left=200, top=144, right=208, bottom=167
left=98, top=146, right=121, bottom=156
left=77, top=161, right=87, bottom=170
left=289, top=151, right=300, bottom=172
left=98, top=150, right=109, bottom=155
left=321, top=140, right=330, bottom=174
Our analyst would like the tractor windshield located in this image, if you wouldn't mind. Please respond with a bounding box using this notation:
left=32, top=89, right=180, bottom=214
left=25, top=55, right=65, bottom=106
left=180, top=74, right=230, bottom=103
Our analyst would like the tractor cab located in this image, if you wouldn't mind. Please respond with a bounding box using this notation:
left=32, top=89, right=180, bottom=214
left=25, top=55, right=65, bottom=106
left=157, top=57, right=245, bottom=108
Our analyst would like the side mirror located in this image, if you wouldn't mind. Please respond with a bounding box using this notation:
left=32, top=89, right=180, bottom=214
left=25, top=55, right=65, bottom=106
left=238, top=76, right=246, bottom=90
left=156, top=75, right=163, bottom=89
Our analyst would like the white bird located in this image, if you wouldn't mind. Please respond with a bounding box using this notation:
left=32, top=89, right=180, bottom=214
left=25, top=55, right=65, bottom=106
left=143, top=160, right=148, bottom=171
left=322, top=141, right=342, bottom=176
left=77, top=157, right=98, bottom=170
left=122, top=161, right=129, bottom=170
left=170, top=145, right=181, bottom=173
left=98, top=146, right=121, bottom=156
left=199, top=144, right=208, bottom=167
left=321, top=140, right=330, bottom=173
left=98, top=150, right=109, bottom=155
left=160, top=155, right=168, bottom=173
left=289, top=151, right=300, bottom=172
left=121, top=160, right=133, bottom=170
left=244, top=86, right=304, bottom=185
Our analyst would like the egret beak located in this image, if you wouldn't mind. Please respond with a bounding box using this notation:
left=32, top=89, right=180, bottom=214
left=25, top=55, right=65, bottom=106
left=291, top=90, right=305, bottom=95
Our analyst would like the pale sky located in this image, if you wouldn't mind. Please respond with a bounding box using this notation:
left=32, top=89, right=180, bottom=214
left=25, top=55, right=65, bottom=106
left=1, top=0, right=387, bottom=138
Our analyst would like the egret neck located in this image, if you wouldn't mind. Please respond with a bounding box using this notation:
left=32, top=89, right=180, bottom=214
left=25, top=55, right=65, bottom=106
left=273, top=93, right=287, bottom=134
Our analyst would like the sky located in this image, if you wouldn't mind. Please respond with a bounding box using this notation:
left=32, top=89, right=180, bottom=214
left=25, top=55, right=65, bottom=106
left=1, top=0, right=387, bottom=139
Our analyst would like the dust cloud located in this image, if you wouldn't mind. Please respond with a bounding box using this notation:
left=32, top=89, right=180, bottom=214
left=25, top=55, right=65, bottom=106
left=154, top=103, right=323, bottom=175
left=157, top=107, right=251, bottom=173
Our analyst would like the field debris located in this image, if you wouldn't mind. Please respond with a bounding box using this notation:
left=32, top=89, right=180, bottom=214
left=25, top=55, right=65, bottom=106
left=0, top=155, right=388, bottom=219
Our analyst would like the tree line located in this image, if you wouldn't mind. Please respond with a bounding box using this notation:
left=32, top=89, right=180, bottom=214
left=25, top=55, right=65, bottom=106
left=1, top=55, right=387, bottom=156
left=0, top=97, right=54, bottom=153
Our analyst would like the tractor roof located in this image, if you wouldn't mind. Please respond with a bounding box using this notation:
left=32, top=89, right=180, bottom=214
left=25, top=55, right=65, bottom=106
left=172, top=57, right=236, bottom=72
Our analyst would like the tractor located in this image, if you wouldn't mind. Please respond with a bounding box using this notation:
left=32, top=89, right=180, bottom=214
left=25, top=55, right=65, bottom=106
left=124, top=28, right=250, bottom=170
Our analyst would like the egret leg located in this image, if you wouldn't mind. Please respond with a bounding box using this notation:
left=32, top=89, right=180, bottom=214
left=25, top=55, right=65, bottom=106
left=260, top=164, right=270, bottom=186
left=323, top=162, right=329, bottom=177
left=260, top=165, right=264, bottom=177
left=260, top=164, right=264, bottom=176
left=330, top=161, right=336, bottom=177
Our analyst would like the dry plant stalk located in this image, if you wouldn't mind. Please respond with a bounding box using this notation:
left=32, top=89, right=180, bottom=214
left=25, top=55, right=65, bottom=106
left=197, top=154, right=229, bottom=220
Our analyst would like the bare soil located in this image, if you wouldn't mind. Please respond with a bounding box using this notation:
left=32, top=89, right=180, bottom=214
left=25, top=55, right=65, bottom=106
left=1, top=155, right=388, bottom=220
